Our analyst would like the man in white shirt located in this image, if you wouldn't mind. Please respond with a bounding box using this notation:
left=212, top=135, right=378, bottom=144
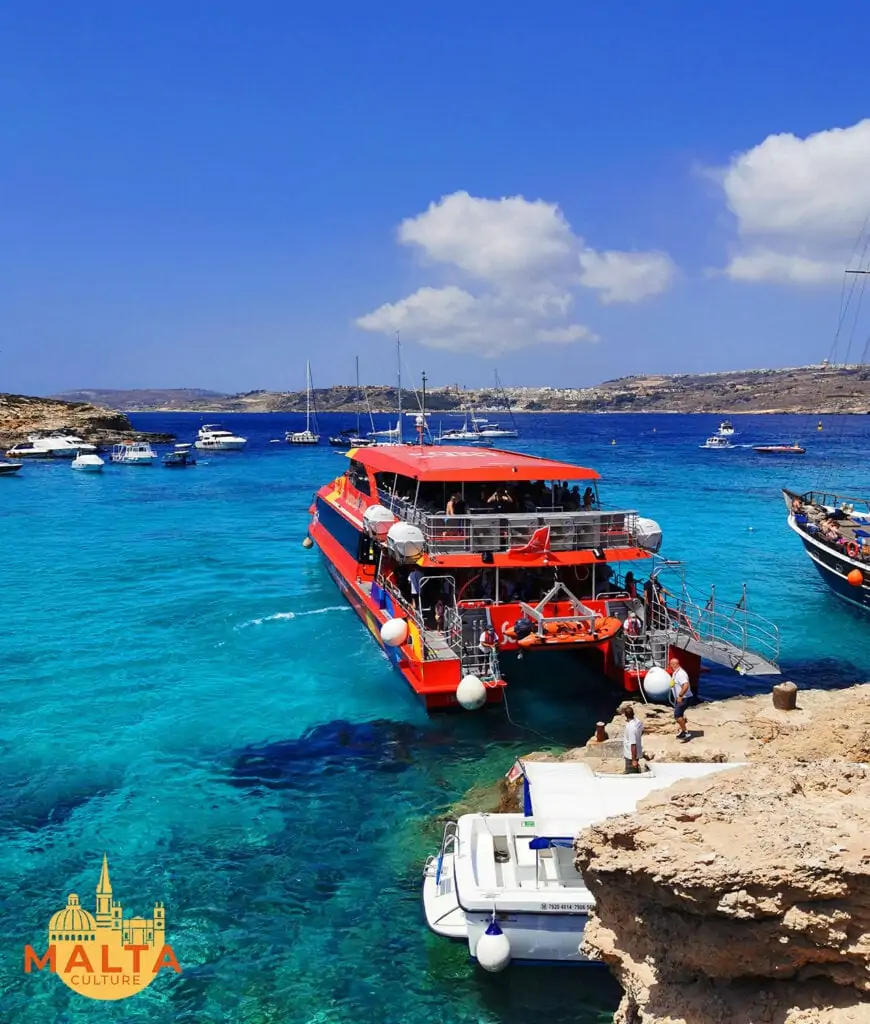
left=669, top=657, right=692, bottom=741
left=622, top=705, right=644, bottom=773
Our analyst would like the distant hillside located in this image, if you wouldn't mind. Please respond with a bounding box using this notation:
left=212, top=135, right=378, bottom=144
left=52, top=388, right=227, bottom=410
left=49, top=365, right=870, bottom=415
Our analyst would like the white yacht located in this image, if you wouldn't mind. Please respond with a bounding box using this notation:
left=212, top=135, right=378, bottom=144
left=717, top=420, right=735, bottom=437
left=700, top=435, right=732, bottom=449
left=0, top=460, right=22, bottom=475
left=423, top=759, right=739, bottom=968
left=110, top=442, right=158, bottom=465
left=195, top=425, right=247, bottom=451
left=71, top=452, right=105, bottom=472
left=286, top=361, right=320, bottom=445
left=18, top=432, right=99, bottom=458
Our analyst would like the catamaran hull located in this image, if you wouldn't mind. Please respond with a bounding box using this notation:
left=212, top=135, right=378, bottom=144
left=310, top=512, right=503, bottom=711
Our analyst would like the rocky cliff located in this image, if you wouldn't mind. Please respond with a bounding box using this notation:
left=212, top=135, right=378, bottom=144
left=570, top=686, right=870, bottom=1024
left=0, top=393, right=171, bottom=447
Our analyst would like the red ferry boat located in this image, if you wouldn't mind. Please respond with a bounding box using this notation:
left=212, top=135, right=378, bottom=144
left=308, top=445, right=780, bottom=711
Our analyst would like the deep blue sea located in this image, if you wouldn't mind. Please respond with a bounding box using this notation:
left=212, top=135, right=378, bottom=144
left=3, top=410, right=869, bottom=1023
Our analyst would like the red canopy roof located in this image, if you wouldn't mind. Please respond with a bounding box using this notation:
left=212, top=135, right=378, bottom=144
left=347, top=445, right=600, bottom=483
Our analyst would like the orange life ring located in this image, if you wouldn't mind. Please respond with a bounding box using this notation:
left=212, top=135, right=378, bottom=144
left=847, top=540, right=861, bottom=559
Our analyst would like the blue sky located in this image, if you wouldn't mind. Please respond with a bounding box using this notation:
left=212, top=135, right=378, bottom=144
left=3, top=2, right=870, bottom=395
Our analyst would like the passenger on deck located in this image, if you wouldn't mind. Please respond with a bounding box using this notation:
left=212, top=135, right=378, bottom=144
left=487, top=487, right=515, bottom=512
left=791, top=497, right=804, bottom=515
left=446, top=492, right=467, bottom=516
left=624, top=571, right=638, bottom=600
left=624, top=610, right=642, bottom=637
left=582, top=487, right=595, bottom=510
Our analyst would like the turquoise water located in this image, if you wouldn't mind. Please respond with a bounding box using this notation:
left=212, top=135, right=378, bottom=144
left=2, top=411, right=867, bottom=1023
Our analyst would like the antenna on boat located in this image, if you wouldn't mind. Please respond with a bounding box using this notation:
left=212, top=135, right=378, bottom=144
left=419, top=371, right=427, bottom=446
left=396, top=331, right=403, bottom=444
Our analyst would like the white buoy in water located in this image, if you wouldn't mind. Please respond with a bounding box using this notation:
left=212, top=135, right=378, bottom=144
left=302, top=536, right=313, bottom=549
left=641, top=665, right=672, bottom=702
left=380, top=617, right=408, bottom=647
left=456, top=674, right=487, bottom=711
left=475, top=918, right=511, bottom=972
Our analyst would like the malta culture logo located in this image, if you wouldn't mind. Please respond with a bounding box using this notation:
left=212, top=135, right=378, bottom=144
left=24, top=854, right=181, bottom=1000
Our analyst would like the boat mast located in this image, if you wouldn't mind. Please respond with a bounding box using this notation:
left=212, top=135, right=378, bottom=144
left=396, top=331, right=403, bottom=444
left=355, top=355, right=361, bottom=438
left=305, top=360, right=311, bottom=433
left=496, top=368, right=518, bottom=429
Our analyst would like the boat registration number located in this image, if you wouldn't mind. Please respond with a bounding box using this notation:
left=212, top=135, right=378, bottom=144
left=539, top=903, right=592, bottom=913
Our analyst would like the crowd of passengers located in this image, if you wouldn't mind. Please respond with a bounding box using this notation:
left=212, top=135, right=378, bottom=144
left=791, top=496, right=870, bottom=559
left=380, top=478, right=598, bottom=515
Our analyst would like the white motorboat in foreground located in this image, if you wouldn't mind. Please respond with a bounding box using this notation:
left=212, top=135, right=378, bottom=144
left=700, top=435, right=732, bottom=449
left=195, top=425, right=247, bottom=450
left=71, top=453, right=105, bottom=472
left=111, top=442, right=158, bottom=465
left=423, top=759, right=739, bottom=969
left=0, top=460, right=22, bottom=475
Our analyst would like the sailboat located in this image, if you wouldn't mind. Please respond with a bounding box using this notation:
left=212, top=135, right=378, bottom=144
left=329, top=357, right=375, bottom=447
left=368, top=333, right=405, bottom=444
left=437, top=370, right=520, bottom=443
left=286, top=361, right=321, bottom=445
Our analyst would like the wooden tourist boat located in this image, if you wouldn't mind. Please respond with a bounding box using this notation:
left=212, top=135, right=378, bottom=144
left=308, top=445, right=780, bottom=711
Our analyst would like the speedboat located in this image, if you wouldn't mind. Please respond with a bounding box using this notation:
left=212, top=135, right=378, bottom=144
left=0, top=460, right=22, bottom=475
left=195, top=425, right=247, bottom=450
left=700, top=435, right=732, bottom=449
left=286, top=360, right=321, bottom=444
left=754, top=444, right=805, bottom=455
left=71, top=453, right=105, bottom=472
left=163, top=443, right=196, bottom=467
left=5, top=443, right=43, bottom=459
left=717, top=420, right=735, bottom=436
left=423, top=759, right=741, bottom=967
left=27, top=432, right=98, bottom=457
left=111, top=442, right=158, bottom=465
left=328, top=430, right=373, bottom=448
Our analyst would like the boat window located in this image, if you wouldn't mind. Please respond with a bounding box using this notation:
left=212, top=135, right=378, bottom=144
left=347, top=460, right=370, bottom=493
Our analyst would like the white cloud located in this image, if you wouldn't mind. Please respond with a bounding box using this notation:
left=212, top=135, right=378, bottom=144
left=357, top=191, right=676, bottom=353
left=578, top=249, right=677, bottom=304
left=718, top=119, right=870, bottom=284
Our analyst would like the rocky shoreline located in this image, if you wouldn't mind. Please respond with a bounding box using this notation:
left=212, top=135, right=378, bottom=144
left=0, top=393, right=173, bottom=449
left=465, top=685, right=870, bottom=1023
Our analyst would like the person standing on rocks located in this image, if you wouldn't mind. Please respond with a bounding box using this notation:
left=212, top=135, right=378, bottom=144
left=670, top=657, right=692, bottom=740
left=622, top=705, right=643, bottom=773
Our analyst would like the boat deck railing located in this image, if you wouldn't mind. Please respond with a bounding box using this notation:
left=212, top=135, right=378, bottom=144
left=377, top=574, right=464, bottom=663
left=378, top=493, right=639, bottom=554
left=792, top=489, right=870, bottom=514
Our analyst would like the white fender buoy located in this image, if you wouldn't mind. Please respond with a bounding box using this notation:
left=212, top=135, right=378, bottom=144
left=456, top=674, right=487, bottom=711
left=641, top=665, right=672, bottom=702
left=302, top=536, right=313, bottom=549
left=380, top=617, right=408, bottom=647
left=475, top=918, right=511, bottom=972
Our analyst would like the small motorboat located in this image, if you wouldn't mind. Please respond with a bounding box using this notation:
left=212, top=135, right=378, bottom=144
left=700, top=435, right=732, bottom=449
left=754, top=444, right=805, bottom=455
left=111, top=442, right=158, bottom=465
left=71, top=453, right=105, bottom=473
left=423, top=759, right=742, bottom=965
left=328, top=430, right=373, bottom=447
left=0, top=460, right=22, bottom=475
left=163, top=443, right=197, bottom=467
left=717, top=420, right=735, bottom=436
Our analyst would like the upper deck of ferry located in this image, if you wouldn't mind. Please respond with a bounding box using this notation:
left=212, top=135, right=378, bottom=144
left=326, top=444, right=656, bottom=563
